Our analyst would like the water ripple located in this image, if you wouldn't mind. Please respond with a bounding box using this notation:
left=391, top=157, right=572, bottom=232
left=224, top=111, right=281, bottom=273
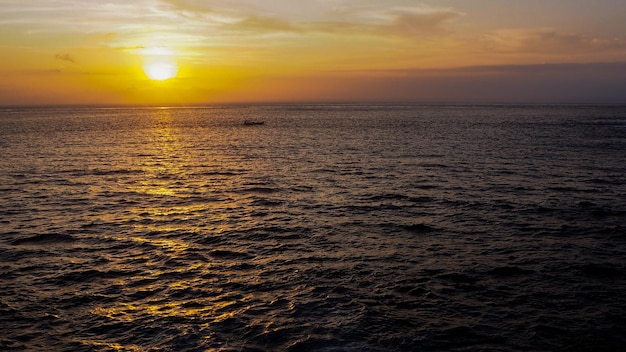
left=1, top=104, right=625, bottom=351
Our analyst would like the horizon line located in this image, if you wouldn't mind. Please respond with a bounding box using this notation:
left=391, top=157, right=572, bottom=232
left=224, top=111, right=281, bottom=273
left=3, top=101, right=626, bottom=109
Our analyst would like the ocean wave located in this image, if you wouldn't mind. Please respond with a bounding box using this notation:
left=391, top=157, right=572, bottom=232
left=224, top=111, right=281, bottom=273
left=1, top=104, right=625, bottom=351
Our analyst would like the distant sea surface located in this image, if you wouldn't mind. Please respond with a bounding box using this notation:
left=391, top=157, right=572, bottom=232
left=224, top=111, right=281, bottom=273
left=1, top=104, right=625, bottom=352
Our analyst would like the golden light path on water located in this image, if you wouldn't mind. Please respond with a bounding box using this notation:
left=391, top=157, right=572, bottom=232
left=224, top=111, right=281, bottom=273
left=82, top=109, right=267, bottom=351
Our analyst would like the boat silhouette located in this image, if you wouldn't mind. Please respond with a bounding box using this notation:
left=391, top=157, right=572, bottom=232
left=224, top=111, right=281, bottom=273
left=243, top=120, right=265, bottom=126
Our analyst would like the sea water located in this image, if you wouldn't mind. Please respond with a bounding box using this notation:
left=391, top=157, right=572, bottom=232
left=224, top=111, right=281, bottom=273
left=1, top=104, right=625, bottom=351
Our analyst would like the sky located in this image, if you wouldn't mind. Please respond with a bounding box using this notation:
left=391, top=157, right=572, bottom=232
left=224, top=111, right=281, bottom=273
left=1, top=0, right=626, bottom=105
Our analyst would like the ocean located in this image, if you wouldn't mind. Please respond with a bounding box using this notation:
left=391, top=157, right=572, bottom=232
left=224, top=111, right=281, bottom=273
left=1, top=104, right=625, bottom=351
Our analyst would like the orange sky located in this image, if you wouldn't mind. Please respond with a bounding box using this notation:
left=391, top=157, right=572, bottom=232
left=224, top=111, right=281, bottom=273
left=1, top=0, right=626, bottom=105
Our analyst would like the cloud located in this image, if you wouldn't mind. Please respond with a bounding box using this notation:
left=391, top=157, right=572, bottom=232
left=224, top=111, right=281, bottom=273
left=224, top=6, right=463, bottom=38
left=324, top=7, right=463, bottom=37
left=157, top=0, right=463, bottom=37
left=93, top=32, right=118, bottom=42
left=227, top=61, right=626, bottom=104
left=55, top=53, right=76, bottom=64
left=456, top=62, right=626, bottom=74
left=381, top=7, right=464, bottom=36
left=483, top=28, right=626, bottom=54
left=340, top=61, right=626, bottom=77
left=330, top=62, right=626, bottom=103
left=231, top=15, right=300, bottom=32
left=162, top=0, right=241, bottom=13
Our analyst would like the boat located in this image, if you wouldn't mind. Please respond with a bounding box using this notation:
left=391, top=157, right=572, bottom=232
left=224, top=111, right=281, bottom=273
left=243, top=120, right=265, bottom=126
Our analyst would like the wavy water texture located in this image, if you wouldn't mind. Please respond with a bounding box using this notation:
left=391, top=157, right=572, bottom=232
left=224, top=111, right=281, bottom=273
left=1, top=104, right=625, bottom=351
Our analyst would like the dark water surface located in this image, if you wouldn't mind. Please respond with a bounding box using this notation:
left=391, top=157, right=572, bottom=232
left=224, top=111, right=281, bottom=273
left=1, top=104, right=625, bottom=351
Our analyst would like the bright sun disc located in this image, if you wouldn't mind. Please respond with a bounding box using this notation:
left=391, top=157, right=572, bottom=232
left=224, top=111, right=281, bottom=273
left=143, top=62, right=178, bottom=81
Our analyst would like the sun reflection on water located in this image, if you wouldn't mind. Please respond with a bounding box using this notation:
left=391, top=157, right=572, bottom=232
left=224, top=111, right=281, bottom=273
left=64, top=107, right=329, bottom=351
left=130, top=108, right=189, bottom=197
left=88, top=108, right=235, bottom=345
left=118, top=235, right=190, bottom=252
left=91, top=295, right=254, bottom=320
left=74, top=340, right=145, bottom=352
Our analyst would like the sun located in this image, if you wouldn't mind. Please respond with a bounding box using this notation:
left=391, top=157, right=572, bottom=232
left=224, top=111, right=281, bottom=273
left=143, top=61, right=178, bottom=81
